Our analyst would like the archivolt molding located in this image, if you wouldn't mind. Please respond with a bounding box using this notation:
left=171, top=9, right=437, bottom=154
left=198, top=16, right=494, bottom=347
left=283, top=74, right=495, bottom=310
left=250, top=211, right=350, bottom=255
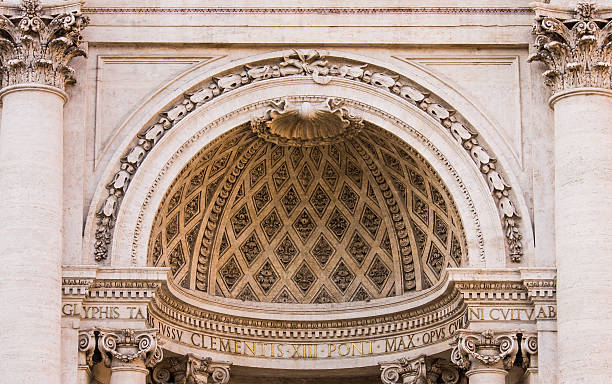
left=148, top=103, right=468, bottom=303
left=93, top=49, right=524, bottom=265
left=133, top=96, right=480, bottom=274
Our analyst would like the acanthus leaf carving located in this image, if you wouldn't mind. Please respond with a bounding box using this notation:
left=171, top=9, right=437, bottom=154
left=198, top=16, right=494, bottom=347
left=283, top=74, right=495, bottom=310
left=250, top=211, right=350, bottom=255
left=0, top=0, right=88, bottom=90
left=380, top=355, right=460, bottom=384
left=151, top=354, right=231, bottom=384
left=99, top=328, right=163, bottom=368
left=96, top=49, right=524, bottom=265
left=450, top=329, right=522, bottom=372
left=528, top=2, right=612, bottom=92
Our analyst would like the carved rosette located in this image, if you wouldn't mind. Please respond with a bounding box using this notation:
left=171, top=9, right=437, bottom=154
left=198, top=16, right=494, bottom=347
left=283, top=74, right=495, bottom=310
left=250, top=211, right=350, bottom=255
left=0, top=0, right=88, bottom=90
left=450, top=330, right=520, bottom=372
left=99, top=328, right=163, bottom=368
left=251, top=98, right=363, bottom=146
left=528, top=2, right=612, bottom=92
left=380, top=355, right=459, bottom=384
left=152, top=354, right=231, bottom=384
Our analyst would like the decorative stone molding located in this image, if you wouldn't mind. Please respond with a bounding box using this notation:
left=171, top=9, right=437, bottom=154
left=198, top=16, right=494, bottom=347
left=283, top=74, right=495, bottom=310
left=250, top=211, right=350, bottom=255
left=251, top=97, right=363, bottom=146
left=520, top=333, right=538, bottom=369
left=521, top=269, right=557, bottom=322
left=78, top=328, right=97, bottom=367
left=450, top=330, right=519, bottom=371
left=151, top=354, right=231, bottom=384
left=528, top=2, right=612, bottom=92
left=82, top=7, right=534, bottom=15
left=99, top=328, right=163, bottom=368
left=380, top=355, right=459, bottom=384
left=0, top=0, right=88, bottom=90
left=94, top=49, right=524, bottom=264
left=61, top=266, right=167, bottom=326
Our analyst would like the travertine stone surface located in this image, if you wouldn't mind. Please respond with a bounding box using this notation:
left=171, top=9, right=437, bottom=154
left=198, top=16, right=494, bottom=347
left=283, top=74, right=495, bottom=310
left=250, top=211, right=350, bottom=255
left=551, top=89, right=612, bottom=383
left=0, top=85, right=66, bottom=384
left=0, top=0, right=591, bottom=382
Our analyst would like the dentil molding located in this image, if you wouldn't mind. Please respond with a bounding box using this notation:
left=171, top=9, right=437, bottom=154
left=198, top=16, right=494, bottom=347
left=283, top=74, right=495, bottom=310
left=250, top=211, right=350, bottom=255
left=0, top=0, right=88, bottom=90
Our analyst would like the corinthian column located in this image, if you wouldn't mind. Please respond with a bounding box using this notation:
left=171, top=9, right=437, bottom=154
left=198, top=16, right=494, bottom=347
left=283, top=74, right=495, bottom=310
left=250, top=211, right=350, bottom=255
left=450, top=330, right=520, bottom=384
left=528, top=3, right=612, bottom=383
left=0, top=2, right=87, bottom=382
left=99, top=329, right=164, bottom=384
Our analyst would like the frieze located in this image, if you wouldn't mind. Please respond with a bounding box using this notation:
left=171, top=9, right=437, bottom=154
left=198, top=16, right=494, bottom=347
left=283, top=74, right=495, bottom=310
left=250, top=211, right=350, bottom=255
left=82, top=7, right=533, bottom=15
left=147, top=311, right=469, bottom=360
left=95, top=49, right=524, bottom=264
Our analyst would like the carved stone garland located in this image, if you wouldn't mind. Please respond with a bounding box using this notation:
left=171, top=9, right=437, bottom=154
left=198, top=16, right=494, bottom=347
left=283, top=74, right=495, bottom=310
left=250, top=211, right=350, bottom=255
left=99, top=328, right=164, bottom=368
left=529, top=2, right=612, bottom=92
left=95, top=49, right=524, bottom=263
left=152, top=354, right=231, bottom=384
left=451, top=330, right=520, bottom=371
left=380, top=355, right=460, bottom=384
left=0, top=0, right=89, bottom=90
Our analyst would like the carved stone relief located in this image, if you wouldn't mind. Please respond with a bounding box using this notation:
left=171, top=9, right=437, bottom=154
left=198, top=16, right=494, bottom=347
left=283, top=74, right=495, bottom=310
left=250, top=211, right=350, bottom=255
left=0, top=0, right=88, bottom=89
left=152, top=354, right=231, bottom=384
left=148, top=104, right=466, bottom=303
left=529, top=2, right=612, bottom=92
left=450, top=329, right=537, bottom=373
left=380, top=355, right=460, bottom=384
left=96, top=49, right=524, bottom=264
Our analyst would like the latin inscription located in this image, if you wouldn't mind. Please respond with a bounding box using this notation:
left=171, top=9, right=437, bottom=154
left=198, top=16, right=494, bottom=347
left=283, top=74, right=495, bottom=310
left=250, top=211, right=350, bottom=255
left=468, top=305, right=556, bottom=321
left=147, top=312, right=468, bottom=360
left=61, top=304, right=146, bottom=320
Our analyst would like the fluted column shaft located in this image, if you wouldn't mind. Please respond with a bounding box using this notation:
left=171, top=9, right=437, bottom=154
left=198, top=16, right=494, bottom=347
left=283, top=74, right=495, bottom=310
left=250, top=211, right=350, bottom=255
left=0, top=84, right=67, bottom=384
left=551, top=88, right=612, bottom=383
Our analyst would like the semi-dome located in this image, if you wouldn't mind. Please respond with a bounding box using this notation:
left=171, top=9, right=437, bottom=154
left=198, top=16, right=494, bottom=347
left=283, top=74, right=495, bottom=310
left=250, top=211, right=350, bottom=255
left=149, top=109, right=465, bottom=304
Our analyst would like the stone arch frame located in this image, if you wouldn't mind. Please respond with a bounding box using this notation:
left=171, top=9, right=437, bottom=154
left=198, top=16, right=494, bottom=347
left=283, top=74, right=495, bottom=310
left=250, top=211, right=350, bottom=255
left=85, top=49, right=533, bottom=270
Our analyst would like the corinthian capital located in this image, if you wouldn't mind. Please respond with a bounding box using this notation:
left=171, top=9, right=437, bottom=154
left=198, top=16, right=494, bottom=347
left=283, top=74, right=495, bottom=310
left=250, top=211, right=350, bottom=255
left=151, top=353, right=231, bottom=384
left=528, top=2, right=612, bottom=92
left=380, top=355, right=459, bottom=384
left=99, top=328, right=163, bottom=368
left=0, top=0, right=88, bottom=90
left=450, top=330, right=519, bottom=371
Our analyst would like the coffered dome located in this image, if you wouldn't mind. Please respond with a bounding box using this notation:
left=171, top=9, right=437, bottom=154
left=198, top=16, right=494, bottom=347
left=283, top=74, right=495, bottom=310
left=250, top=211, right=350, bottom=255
left=149, top=121, right=465, bottom=304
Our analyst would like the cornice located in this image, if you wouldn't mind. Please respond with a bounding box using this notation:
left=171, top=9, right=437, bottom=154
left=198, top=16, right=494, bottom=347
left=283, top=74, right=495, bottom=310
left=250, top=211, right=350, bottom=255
left=152, top=276, right=464, bottom=335
left=82, top=7, right=533, bottom=15
left=62, top=265, right=169, bottom=300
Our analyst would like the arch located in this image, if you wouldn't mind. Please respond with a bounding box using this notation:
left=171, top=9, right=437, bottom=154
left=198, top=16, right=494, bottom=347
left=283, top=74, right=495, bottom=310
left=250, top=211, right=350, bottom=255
left=85, top=49, right=533, bottom=268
